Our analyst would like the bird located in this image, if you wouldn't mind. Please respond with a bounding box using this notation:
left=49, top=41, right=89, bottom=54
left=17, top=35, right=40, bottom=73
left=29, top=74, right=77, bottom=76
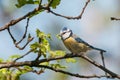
left=59, top=27, right=106, bottom=55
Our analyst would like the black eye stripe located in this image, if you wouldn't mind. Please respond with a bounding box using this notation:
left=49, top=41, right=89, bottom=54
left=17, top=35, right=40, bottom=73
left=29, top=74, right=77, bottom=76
left=62, top=32, right=66, bottom=35
left=62, top=30, right=71, bottom=35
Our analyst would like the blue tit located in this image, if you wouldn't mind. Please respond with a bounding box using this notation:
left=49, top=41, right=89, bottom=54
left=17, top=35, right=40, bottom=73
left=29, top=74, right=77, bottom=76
left=59, top=27, right=106, bottom=54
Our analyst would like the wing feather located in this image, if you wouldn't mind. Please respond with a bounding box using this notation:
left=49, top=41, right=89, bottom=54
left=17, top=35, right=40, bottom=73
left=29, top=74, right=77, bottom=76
left=73, top=35, right=106, bottom=52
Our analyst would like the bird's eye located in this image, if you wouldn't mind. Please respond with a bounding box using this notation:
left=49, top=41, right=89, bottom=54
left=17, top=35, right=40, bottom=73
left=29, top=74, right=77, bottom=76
left=62, top=32, right=66, bottom=35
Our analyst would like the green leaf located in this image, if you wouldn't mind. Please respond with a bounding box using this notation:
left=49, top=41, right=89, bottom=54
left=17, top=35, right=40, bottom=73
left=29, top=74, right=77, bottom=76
left=29, top=9, right=45, bottom=18
left=36, top=29, right=51, bottom=39
left=16, top=0, right=39, bottom=8
left=0, top=58, right=4, bottom=63
left=48, top=0, right=61, bottom=9
left=66, top=58, right=76, bottom=63
left=55, top=50, right=65, bottom=56
left=39, top=62, right=49, bottom=66
left=36, top=29, right=44, bottom=38
left=30, top=42, right=40, bottom=49
left=13, top=71, right=21, bottom=80
left=56, top=34, right=61, bottom=39
left=24, top=66, right=33, bottom=71
left=50, top=64, right=66, bottom=69
left=41, top=51, right=47, bottom=58
left=47, top=34, right=51, bottom=39
left=49, top=50, right=65, bottom=58
left=0, top=68, right=7, bottom=74
left=30, top=29, right=51, bottom=58
left=10, top=54, right=21, bottom=59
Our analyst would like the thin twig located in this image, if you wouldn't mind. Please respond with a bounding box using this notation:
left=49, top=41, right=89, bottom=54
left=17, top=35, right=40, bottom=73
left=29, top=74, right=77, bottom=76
left=13, top=50, right=33, bottom=62
left=35, top=38, right=42, bottom=61
left=39, top=65, right=111, bottom=78
left=16, top=18, right=30, bottom=45
left=0, top=0, right=91, bottom=31
left=7, top=28, right=16, bottom=43
left=111, top=17, right=120, bottom=20
left=39, top=0, right=42, bottom=6
left=81, top=55, right=120, bottom=78
left=17, top=66, right=44, bottom=74
left=0, top=6, right=42, bottom=31
left=15, top=37, right=34, bottom=50
left=7, top=18, right=33, bottom=50
left=47, top=0, right=90, bottom=20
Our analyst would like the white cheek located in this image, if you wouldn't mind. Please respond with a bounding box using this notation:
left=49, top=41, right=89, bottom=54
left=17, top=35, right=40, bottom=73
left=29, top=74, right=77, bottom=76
left=62, top=32, right=71, bottom=40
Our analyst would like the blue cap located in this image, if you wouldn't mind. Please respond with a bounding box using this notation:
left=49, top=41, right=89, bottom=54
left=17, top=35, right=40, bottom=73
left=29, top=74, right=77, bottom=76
left=62, top=27, right=68, bottom=31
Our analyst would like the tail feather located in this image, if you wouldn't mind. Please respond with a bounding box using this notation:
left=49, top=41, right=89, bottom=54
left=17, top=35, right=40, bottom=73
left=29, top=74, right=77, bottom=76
left=91, top=46, right=106, bottom=52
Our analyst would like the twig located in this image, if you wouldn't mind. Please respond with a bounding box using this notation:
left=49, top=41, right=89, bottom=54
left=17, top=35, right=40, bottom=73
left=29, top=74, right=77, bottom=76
left=15, top=37, right=34, bottom=50
left=16, top=18, right=30, bottom=45
left=7, top=18, right=34, bottom=50
left=39, top=0, right=42, bottom=6
left=35, top=38, right=42, bottom=61
left=47, top=0, right=90, bottom=20
left=81, top=55, right=120, bottom=78
left=35, top=52, right=41, bottom=61
left=38, top=54, right=120, bottom=78
left=0, top=54, right=120, bottom=79
left=39, top=65, right=111, bottom=78
left=0, top=6, right=42, bottom=31
left=13, top=50, right=33, bottom=62
left=0, top=0, right=91, bottom=31
left=17, top=67, right=44, bottom=75
left=7, top=28, right=16, bottom=43
left=111, top=17, right=120, bottom=20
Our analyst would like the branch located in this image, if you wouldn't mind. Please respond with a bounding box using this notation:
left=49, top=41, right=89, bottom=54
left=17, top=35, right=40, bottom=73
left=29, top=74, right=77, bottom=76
left=13, top=50, right=33, bottom=62
left=0, top=0, right=91, bottom=31
left=16, top=18, right=30, bottom=45
left=111, top=17, right=120, bottom=20
left=0, top=6, right=42, bottom=31
left=0, top=54, right=120, bottom=79
left=39, top=65, right=110, bottom=78
left=80, top=55, right=120, bottom=78
left=47, top=0, right=90, bottom=20
left=7, top=18, right=34, bottom=50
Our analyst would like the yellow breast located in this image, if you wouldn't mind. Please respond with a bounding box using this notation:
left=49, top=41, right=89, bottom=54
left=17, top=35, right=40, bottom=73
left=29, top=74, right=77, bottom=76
left=63, top=37, right=90, bottom=54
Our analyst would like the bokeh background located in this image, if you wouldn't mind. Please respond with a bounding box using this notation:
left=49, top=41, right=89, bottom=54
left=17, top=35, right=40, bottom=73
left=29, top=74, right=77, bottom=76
left=0, top=0, right=120, bottom=80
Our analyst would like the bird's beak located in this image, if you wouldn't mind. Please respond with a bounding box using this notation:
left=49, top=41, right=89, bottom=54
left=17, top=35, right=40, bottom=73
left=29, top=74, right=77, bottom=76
left=56, top=33, right=62, bottom=39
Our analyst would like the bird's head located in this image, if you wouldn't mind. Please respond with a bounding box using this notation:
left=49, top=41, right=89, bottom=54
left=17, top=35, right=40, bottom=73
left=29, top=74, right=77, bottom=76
left=59, top=27, right=73, bottom=40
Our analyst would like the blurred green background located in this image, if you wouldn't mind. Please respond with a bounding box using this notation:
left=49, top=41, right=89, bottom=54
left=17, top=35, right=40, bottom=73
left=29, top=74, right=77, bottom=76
left=0, top=0, right=120, bottom=80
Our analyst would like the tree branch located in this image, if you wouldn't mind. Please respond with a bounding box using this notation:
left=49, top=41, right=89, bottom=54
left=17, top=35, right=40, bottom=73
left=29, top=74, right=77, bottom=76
left=7, top=18, right=34, bottom=50
left=0, top=6, right=42, bottom=31
left=80, top=55, right=120, bottom=78
left=47, top=0, right=90, bottom=19
left=111, top=17, right=120, bottom=20
left=39, top=65, right=111, bottom=78
left=0, top=54, right=120, bottom=79
left=16, top=18, right=30, bottom=45
left=0, top=0, right=91, bottom=31
left=13, top=50, right=33, bottom=62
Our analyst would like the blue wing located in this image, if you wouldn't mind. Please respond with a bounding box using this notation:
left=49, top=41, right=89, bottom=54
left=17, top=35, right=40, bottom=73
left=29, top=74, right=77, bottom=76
left=73, top=35, right=106, bottom=52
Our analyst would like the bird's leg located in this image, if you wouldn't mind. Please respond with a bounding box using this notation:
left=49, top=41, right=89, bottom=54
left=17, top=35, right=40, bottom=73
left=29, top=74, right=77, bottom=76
left=100, top=51, right=107, bottom=77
